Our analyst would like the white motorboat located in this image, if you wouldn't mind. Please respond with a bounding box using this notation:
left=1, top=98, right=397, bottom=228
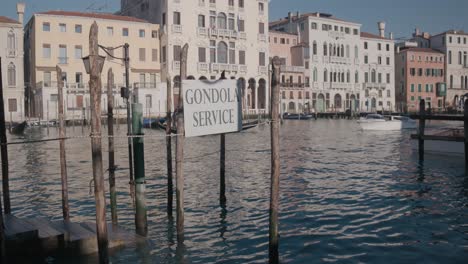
left=411, top=128, right=464, bottom=155
left=358, top=114, right=417, bottom=131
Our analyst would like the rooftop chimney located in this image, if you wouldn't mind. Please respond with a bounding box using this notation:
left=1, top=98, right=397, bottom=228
left=389, top=32, right=394, bottom=40
left=288, top=12, right=292, bottom=22
left=17, top=2, right=25, bottom=25
left=296, top=11, right=300, bottom=18
left=414, top=28, right=420, bottom=36
left=316, top=13, right=320, bottom=17
left=378, top=21, right=386, bottom=38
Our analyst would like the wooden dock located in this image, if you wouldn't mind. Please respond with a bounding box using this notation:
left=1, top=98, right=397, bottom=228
left=4, top=215, right=145, bottom=257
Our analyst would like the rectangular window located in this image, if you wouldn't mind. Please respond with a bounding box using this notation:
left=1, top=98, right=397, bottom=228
left=238, top=19, right=245, bottom=32
left=210, top=40, right=216, bottom=63
left=152, top=49, right=158, bottom=62
left=43, top=22, right=50, bottom=32
left=162, top=46, right=166, bottom=63
left=386, top=73, right=390, bottom=84
left=59, top=45, right=67, bottom=64
left=239, top=0, right=244, bottom=8
left=386, top=57, right=390, bottom=65
left=75, top=45, right=82, bottom=59
left=239, top=50, right=245, bottom=65
left=59, top=23, right=66, bottom=32
left=364, top=42, right=368, bottom=49
left=229, top=42, right=235, bottom=64
left=387, top=90, right=391, bottom=97
left=123, top=28, right=129, bottom=36
left=75, top=72, right=83, bottom=84
left=229, top=0, right=234, bottom=6
left=173, top=12, right=181, bottom=25
left=418, top=84, right=422, bottom=92
left=228, top=14, right=235, bottom=30
left=173, top=45, right=181, bottom=61
left=198, top=15, right=205, bottom=27
left=386, top=44, right=390, bottom=51
left=425, top=84, right=429, bottom=92
left=259, top=22, right=265, bottom=34
left=259, top=52, right=266, bottom=66
left=107, top=27, right=114, bottom=36
left=42, top=44, right=51, bottom=58
left=353, top=29, right=358, bottom=35
left=411, top=96, right=415, bottom=101
left=75, top=24, right=82, bottom=33
left=411, top=84, right=414, bottom=92
left=150, top=74, right=156, bottom=85
left=198, top=47, right=206, bottom=63
left=378, top=43, right=381, bottom=50
left=139, top=48, right=146, bottom=62
left=8, top=99, right=17, bottom=112
left=378, top=56, right=382, bottom=65
left=152, top=30, right=158, bottom=38
left=139, top=29, right=145, bottom=38
left=364, top=55, right=368, bottom=64
left=258, top=2, right=264, bottom=12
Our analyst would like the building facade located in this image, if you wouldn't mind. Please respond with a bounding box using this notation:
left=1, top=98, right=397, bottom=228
left=270, top=12, right=396, bottom=113
left=120, top=0, right=270, bottom=114
left=430, top=31, right=468, bottom=110
left=24, top=11, right=164, bottom=121
left=269, top=30, right=311, bottom=114
left=0, top=3, right=25, bottom=122
left=395, top=47, right=445, bottom=112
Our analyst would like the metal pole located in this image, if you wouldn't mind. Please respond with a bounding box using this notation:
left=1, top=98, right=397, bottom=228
left=176, top=44, right=188, bottom=243
left=269, top=57, right=281, bottom=264
left=166, top=77, right=173, bottom=216
left=133, top=103, right=147, bottom=236
left=107, top=68, right=118, bottom=225
left=0, top=57, right=11, bottom=214
left=88, top=22, right=109, bottom=264
left=124, top=43, right=135, bottom=204
left=57, top=66, right=70, bottom=221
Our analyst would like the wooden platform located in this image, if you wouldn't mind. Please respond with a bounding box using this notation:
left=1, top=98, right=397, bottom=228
left=4, top=215, right=145, bottom=257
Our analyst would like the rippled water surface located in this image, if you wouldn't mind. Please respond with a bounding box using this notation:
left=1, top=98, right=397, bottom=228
left=5, top=120, right=468, bottom=263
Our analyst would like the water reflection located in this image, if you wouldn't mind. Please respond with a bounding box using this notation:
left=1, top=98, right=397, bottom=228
left=3, top=120, right=468, bottom=263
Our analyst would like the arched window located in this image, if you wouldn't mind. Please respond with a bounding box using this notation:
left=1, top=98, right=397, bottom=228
left=354, top=45, right=358, bottom=59
left=462, top=76, right=465, bottom=89
left=7, top=63, right=16, bottom=86
left=355, top=71, right=359, bottom=83
left=313, top=67, right=318, bottom=82
left=347, top=71, right=350, bottom=83
left=341, top=72, right=345, bottom=83
left=7, top=31, right=15, bottom=50
left=371, top=69, right=376, bottom=83
left=217, top=13, right=227, bottom=29
left=341, top=45, right=344, bottom=57
left=336, top=45, right=340, bottom=57
left=312, top=41, right=317, bottom=55
left=450, top=75, right=453, bottom=88
left=329, top=43, right=333, bottom=56
left=217, top=41, right=228, bottom=63
left=459, top=51, right=463, bottom=65
left=346, top=45, right=350, bottom=58
left=323, top=42, right=328, bottom=56
left=324, top=69, right=328, bottom=82
left=448, top=50, right=452, bottom=64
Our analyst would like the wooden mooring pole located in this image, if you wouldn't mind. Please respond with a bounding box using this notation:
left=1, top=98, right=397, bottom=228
left=220, top=134, right=226, bottom=205
left=88, top=22, right=109, bottom=263
left=57, top=66, right=70, bottom=221
left=133, top=103, right=147, bottom=236
left=107, top=68, right=118, bottom=225
left=176, top=44, right=188, bottom=243
left=269, top=57, right=281, bottom=263
left=464, top=99, right=468, bottom=170
left=166, top=77, right=173, bottom=216
left=0, top=57, right=6, bottom=263
left=418, top=99, right=426, bottom=162
left=0, top=57, right=11, bottom=215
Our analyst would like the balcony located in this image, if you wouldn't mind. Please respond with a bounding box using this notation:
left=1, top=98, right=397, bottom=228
left=197, top=27, right=208, bottom=37
left=240, top=32, right=247, bottom=40
left=173, top=61, right=180, bottom=71
left=198, top=62, right=208, bottom=72
left=329, top=56, right=347, bottom=64
left=240, top=65, right=247, bottom=73
left=280, top=65, right=305, bottom=73
left=363, top=83, right=386, bottom=90
left=172, top=24, right=182, bottom=34
left=211, top=63, right=232, bottom=72
left=134, top=82, right=157, bottom=89
left=6, top=49, right=17, bottom=58
left=328, top=31, right=345, bottom=39
left=258, top=66, right=268, bottom=74
left=58, top=57, right=68, bottom=64
left=210, top=28, right=239, bottom=39
left=281, top=82, right=305, bottom=89
left=258, top=34, right=267, bottom=42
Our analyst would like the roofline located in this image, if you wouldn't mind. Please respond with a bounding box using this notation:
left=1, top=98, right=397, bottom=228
left=32, top=12, right=154, bottom=25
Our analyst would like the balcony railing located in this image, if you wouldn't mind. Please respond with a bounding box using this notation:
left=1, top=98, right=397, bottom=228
left=173, top=61, right=180, bottom=71
left=240, top=32, right=247, bottom=40
left=198, top=62, right=208, bottom=72
left=281, top=82, right=305, bottom=88
left=58, top=57, right=68, bottom=64
left=172, top=24, right=182, bottom=33
left=134, top=82, right=157, bottom=89
left=209, top=28, right=239, bottom=39
left=258, top=66, right=268, bottom=74
left=197, top=27, right=208, bottom=37
left=329, top=31, right=345, bottom=39
left=240, top=65, right=247, bottom=73
left=363, top=83, right=387, bottom=90
left=280, top=65, right=305, bottom=73
left=258, top=34, right=267, bottom=42
left=6, top=49, right=17, bottom=58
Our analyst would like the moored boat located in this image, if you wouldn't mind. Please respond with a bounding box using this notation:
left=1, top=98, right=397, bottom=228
left=358, top=114, right=417, bottom=131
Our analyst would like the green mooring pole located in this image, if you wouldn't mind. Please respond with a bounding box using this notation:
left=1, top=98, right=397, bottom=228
left=132, top=103, right=147, bottom=236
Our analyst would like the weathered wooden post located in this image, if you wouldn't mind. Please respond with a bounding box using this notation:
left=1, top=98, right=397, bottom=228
left=464, top=99, right=468, bottom=169
left=176, top=44, right=188, bottom=242
left=133, top=103, right=147, bottom=236
left=0, top=58, right=6, bottom=262
left=166, top=77, right=173, bottom=216
left=220, top=134, right=226, bottom=205
left=87, top=22, right=109, bottom=263
left=269, top=57, right=281, bottom=263
left=107, top=68, right=118, bottom=225
left=0, top=57, right=11, bottom=214
left=57, top=66, right=70, bottom=221
left=418, top=99, right=426, bottom=161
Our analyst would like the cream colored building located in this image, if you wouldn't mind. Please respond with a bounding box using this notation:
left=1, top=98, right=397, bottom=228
left=0, top=3, right=25, bottom=122
left=24, top=11, right=164, bottom=121
left=120, top=0, right=270, bottom=114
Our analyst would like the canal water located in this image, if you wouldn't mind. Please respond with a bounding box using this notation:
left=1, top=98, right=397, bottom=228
left=4, top=119, right=468, bottom=263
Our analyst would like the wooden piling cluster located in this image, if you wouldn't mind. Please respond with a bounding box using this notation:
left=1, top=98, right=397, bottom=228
left=107, top=69, right=118, bottom=226
left=166, top=78, right=174, bottom=216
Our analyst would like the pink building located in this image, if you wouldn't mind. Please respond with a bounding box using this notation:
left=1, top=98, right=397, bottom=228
left=395, top=47, right=445, bottom=112
left=269, top=30, right=311, bottom=113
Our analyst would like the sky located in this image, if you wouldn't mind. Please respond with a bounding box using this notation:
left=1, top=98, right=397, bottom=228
left=1, top=0, right=467, bottom=40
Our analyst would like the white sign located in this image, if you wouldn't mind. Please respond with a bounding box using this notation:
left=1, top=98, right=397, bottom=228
left=183, top=80, right=242, bottom=137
